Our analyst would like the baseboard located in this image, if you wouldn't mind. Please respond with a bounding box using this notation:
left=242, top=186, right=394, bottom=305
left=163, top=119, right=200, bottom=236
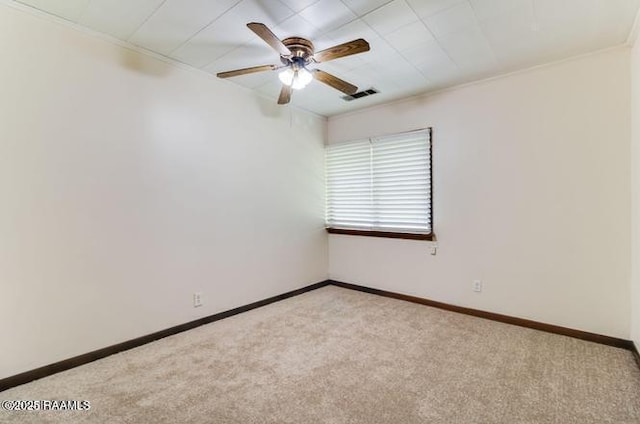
left=632, top=342, right=640, bottom=370
left=0, top=280, right=331, bottom=393
left=328, top=280, right=635, bottom=351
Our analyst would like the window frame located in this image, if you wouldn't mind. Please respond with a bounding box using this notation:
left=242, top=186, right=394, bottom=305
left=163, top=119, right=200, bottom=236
left=325, top=127, right=434, bottom=241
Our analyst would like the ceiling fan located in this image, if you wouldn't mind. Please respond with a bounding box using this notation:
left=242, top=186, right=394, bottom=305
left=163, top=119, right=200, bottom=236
left=216, top=22, right=370, bottom=105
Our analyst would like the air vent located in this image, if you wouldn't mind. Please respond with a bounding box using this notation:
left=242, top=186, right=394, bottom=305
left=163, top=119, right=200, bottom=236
left=342, top=88, right=379, bottom=101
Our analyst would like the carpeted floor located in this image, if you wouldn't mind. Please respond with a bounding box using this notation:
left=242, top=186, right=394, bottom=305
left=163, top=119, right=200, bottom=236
left=2, top=285, right=640, bottom=423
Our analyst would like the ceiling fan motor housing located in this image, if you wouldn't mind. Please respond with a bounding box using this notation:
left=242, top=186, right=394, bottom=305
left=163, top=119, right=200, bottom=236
left=281, top=37, right=315, bottom=65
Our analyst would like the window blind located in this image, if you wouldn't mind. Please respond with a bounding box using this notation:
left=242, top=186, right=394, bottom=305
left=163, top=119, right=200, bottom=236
left=326, top=128, right=432, bottom=235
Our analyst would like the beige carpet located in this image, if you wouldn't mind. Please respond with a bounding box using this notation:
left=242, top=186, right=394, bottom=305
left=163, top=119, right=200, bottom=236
left=2, top=285, right=640, bottom=423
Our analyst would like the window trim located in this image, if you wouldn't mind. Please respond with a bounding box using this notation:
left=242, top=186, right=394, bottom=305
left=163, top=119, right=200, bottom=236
left=326, top=227, right=434, bottom=241
left=325, top=127, right=434, bottom=241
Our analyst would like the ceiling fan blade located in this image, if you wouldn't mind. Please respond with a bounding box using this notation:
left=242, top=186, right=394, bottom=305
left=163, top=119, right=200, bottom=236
left=314, top=39, right=370, bottom=63
left=216, top=64, right=277, bottom=79
left=247, top=22, right=291, bottom=56
left=278, top=84, right=292, bottom=105
left=313, top=70, right=358, bottom=95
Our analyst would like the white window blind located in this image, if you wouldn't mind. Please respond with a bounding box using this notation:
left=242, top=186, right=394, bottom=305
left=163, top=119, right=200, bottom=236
left=326, top=128, right=432, bottom=235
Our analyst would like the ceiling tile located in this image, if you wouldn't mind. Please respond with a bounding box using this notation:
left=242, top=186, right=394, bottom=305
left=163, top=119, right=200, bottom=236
left=291, top=84, right=346, bottom=115
left=324, top=18, right=379, bottom=43
left=314, top=63, right=357, bottom=86
left=389, top=64, right=430, bottom=91
left=483, top=1, right=631, bottom=70
left=128, top=0, right=242, bottom=55
left=534, top=0, right=640, bottom=44
left=311, top=33, right=342, bottom=51
left=341, top=64, right=381, bottom=90
left=406, top=50, right=460, bottom=86
left=238, top=0, right=295, bottom=27
left=438, top=25, right=498, bottom=73
left=300, top=78, right=349, bottom=100
left=17, top=0, right=90, bottom=21
left=316, top=50, right=366, bottom=74
left=321, top=18, right=377, bottom=67
left=170, top=18, right=251, bottom=68
left=405, top=0, right=467, bottom=19
left=362, top=0, right=419, bottom=36
left=314, top=81, right=396, bottom=114
left=423, top=68, right=462, bottom=88
left=379, top=75, right=431, bottom=98
left=79, top=0, right=165, bottom=40
left=367, top=35, right=399, bottom=61
left=359, top=48, right=403, bottom=71
left=278, top=0, right=320, bottom=12
left=366, top=51, right=426, bottom=86
left=309, top=19, right=377, bottom=70
left=298, top=0, right=357, bottom=33
left=256, top=79, right=283, bottom=97
left=490, top=37, right=560, bottom=72
left=274, top=14, right=322, bottom=39
left=424, top=1, right=477, bottom=38
left=341, top=0, right=394, bottom=16
left=533, top=0, right=592, bottom=30
left=402, top=39, right=457, bottom=75
left=384, top=20, right=434, bottom=52
left=170, top=0, right=294, bottom=68
left=204, top=41, right=277, bottom=75
left=480, top=3, right=535, bottom=41
left=468, top=0, right=530, bottom=21
left=479, top=1, right=540, bottom=68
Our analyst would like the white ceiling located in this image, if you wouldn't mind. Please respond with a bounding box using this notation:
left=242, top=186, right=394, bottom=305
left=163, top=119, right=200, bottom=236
left=7, top=0, right=640, bottom=116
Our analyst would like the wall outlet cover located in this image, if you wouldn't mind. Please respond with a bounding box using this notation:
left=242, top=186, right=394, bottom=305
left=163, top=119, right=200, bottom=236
left=472, top=280, right=482, bottom=293
left=193, top=292, right=203, bottom=307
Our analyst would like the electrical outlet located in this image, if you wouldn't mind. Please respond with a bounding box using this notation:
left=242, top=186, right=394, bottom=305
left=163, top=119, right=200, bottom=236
left=193, top=292, right=203, bottom=307
left=472, top=280, right=482, bottom=293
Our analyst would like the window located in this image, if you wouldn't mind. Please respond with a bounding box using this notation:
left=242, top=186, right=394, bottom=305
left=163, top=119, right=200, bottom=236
left=325, top=128, right=433, bottom=240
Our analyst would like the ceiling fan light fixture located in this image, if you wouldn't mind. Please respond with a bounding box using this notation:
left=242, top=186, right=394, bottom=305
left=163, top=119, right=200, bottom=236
left=278, top=67, right=295, bottom=86
left=279, top=67, right=313, bottom=90
left=292, top=67, right=313, bottom=90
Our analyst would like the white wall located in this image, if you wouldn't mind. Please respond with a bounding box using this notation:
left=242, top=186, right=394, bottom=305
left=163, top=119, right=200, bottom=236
left=632, top=29, right=640, bottom=347
left=328, top=48, right=631, bottom=339
left=0, top=5, right=327, bottom=379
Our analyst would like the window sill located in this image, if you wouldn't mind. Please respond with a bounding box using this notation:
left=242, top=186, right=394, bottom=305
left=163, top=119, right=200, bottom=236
left=326, top=227, right=434, bottom=241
